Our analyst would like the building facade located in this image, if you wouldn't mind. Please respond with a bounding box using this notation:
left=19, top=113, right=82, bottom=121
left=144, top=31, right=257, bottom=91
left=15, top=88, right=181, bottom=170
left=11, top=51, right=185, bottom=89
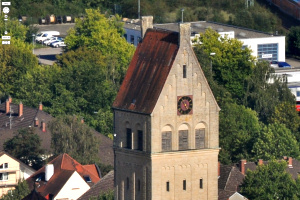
left=113, top=17, right=220, bottom=200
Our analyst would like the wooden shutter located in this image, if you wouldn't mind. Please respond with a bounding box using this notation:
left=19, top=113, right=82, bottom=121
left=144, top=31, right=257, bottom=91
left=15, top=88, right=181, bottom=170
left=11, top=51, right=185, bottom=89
left=195, top=129, right=205, bottom=149
left=162, top=131, right=172, bottom=151
left=179, top=130, right=188, bottom=150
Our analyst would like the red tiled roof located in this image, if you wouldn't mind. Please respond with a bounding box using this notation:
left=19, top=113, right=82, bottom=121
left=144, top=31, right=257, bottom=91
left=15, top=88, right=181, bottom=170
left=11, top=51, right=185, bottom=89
left=27, top=154, right=101, bottom=198
left=113, top=28, right=179, bottom=114
left=83, top=164, right=99, bottom=178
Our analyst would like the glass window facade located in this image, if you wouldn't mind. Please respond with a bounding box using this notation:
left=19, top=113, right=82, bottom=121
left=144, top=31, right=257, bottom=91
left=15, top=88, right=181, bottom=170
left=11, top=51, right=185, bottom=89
left=257, top=43, right=278, bottom=61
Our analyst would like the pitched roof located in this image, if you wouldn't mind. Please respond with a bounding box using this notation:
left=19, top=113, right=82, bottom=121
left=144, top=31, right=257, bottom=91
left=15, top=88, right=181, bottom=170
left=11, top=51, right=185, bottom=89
left=113, top=28, right=179, bottom=114
left=22, top=189, right=47, bottom=200
left=26, top=154, right=101, bottom=198
left=0, top=151, right=36, bottom=173
left=78, top=170, right=114, bottom=200
left=0, top=101, right=53, bottom=154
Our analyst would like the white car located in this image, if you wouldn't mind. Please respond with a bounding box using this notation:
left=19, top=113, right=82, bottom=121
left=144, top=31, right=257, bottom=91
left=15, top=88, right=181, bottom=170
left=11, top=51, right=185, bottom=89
left=35, top=31, right=60, bottom=43
left=43, top=37, right=61, bottom=45
left=51, top=40, right=66, bottom=48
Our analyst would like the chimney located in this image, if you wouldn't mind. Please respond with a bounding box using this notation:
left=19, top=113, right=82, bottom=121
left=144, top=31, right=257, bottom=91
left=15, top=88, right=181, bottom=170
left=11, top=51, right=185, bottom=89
left=34, top=117, right=39, bottom=127
left=240, top=159, right=247, bottom=175
left=258, top=159, right=263, bottom=165
left=39, top=102, right=43, bottom=111
left=8, top=96, right=12, bottom=103
left=179, top=23, right=191, bottom=47
left=141, top=16, right=153, bottom=39
left=218, top=162, right=220, bottom=177
left=81, top=118, right=84, bottom=124
left=5, top=99, right=10, bottom=114
left=19, top=102, right=23, bottom=117
left=41, top=120, right=46, bottom=132
left=288, top=157, right=293, bottom=168
left=45, top=164, right=54, bottom=181
left=283, top=156, right=287, bottom=160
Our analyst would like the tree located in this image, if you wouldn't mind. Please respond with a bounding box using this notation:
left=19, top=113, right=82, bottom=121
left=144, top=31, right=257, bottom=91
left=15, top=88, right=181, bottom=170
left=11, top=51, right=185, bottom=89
left=287, top=26, right=300, bottom=57
left=252, top=123, right=300, bottom=161
left=194, top=28, right=255, bottom=100
left=89, top=190, right=114, bottom=200
left=0, top=179, right=30, bottom=200
left=4, top=128, right=44, bottom=170
left=48, top=115, right=100, bottom=164
left=219, top=102, right=260, bottom=164
left=240, top=161, right=300, bottom=200
left=244, top=61, right=295, bottom=124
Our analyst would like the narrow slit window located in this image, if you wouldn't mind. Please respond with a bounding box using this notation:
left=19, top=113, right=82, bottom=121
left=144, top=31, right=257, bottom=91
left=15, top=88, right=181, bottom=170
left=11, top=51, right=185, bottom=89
left=126, top=128, right=132, bottom=149
left=127, top=177, right=129, bottom=190
left=183, top=180, right=186, bottom=190
left=138, top=179, right=141, bottom=191
left=200, top=179, right=203, bottom=189
left=183, top=65, right=187, bottom=78
left=166, top=181, right=170, bottom=191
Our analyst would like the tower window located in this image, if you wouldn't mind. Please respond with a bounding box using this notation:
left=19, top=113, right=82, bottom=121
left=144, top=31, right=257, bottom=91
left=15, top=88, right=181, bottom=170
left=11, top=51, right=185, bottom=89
left=166, top=181, right=170, bottom=191
left=138, top=130, right=143, bottom=151
left=179, top=130, right=188, bottom=150
left=183, top=180, right=186, bottom=190
left=195, top=129, right=205, bottom=149
left=162, top=131, right=172, bottom=151
left=138, top=179, right=141, bottom=191
left=126, top=128, right=132, bottom=149
left=183, top=65, right=187, bottom=78
left=127, top=177, right=129, bottom=190
left=200, top=179, right=203, bottom=189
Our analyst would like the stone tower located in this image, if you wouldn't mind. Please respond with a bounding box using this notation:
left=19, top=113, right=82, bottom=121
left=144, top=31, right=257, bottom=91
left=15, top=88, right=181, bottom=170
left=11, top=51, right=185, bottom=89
left=113, top=17, right=220, bottom=200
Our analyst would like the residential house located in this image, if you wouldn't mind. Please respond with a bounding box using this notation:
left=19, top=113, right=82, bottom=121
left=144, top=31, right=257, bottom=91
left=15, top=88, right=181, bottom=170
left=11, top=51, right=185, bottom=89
left=0, top=151, right=35, bottom=197
left=26, top=153, right=101, bottom=200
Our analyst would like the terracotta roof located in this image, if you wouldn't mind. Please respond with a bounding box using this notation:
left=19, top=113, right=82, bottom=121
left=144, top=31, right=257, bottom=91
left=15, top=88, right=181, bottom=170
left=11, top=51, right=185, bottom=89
left=0, top=101, right=53, bottom=154
left=218, top=164, right=245, bottom=200
left=113, top=28, right=179, bottom=114
left=27, top=154, right=101, bottom=198
left=78, top=170, right=114, bottom=200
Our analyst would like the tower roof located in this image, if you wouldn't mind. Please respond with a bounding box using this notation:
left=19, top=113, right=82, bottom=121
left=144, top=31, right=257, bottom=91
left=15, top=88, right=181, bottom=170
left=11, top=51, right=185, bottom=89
left=113, top=28, right=179, bottom=114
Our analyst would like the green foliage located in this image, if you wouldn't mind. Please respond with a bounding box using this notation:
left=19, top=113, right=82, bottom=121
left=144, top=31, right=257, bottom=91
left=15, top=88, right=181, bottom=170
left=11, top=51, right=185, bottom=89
left=4, top=128, right=45, bottom=170
left=287, top=26, right=300, bottom=57
left=219, top=102, right=260, bottom=163
left=244, top=61, right=295, bottom=123
left=252, top=123, right=300, bottom=161
left=0, top=179, right=30, bottom=200
left=240, top=161, right=300, bottom=200
left=49, top=115, right=100, bottom=164
left=194, top=28, right=254, bottom=100
left=89, top=190, right=114, bottom=200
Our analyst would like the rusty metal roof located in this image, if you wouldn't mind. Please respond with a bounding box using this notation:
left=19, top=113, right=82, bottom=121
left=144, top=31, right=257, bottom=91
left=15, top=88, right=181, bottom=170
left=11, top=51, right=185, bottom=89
left=113, top=28, right=179, bottom=114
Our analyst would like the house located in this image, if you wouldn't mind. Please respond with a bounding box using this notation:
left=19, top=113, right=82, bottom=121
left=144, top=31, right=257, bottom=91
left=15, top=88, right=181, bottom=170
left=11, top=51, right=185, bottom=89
left=123, top=19, right=286, bottom=62
left=113, top=16, right=220, bottom=199
left=26, top=153, right=101, bottom=200
left=0, top=151, right=36, bottom=197
left=0, top=96, right=114, bottom=167
left=78, top=170, right=114, bottom=200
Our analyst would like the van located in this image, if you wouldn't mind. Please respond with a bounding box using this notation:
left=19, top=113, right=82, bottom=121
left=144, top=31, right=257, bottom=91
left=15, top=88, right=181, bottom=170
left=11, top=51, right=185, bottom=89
left=35, top=31, right=60, bottom=43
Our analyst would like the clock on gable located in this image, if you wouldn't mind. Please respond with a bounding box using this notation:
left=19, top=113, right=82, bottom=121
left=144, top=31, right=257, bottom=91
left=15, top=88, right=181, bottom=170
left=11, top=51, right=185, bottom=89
left=177, top=96, right=193, bottom=115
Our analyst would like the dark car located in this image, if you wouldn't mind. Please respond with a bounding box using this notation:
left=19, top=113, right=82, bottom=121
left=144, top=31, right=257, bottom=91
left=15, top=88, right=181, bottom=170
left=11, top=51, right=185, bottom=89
left=278, top=61, right=291, bottom=68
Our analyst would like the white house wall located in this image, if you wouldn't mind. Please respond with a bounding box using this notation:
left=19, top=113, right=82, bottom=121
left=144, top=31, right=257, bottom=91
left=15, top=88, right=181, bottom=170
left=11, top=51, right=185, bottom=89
left=54, top=171, right=90, bottom=200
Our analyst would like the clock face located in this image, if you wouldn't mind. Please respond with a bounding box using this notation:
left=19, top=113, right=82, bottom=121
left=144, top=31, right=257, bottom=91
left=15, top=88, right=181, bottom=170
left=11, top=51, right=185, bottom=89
left=177, top=96, right=193, bottom=115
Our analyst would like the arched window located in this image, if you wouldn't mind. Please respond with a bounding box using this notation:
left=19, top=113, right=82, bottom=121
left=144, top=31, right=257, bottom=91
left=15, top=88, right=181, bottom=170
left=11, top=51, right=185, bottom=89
left=162, top=126, right=172, bottom=151
left=178, top=124, right=189, bottom=150
left=195, top=123, right=206, bottom=149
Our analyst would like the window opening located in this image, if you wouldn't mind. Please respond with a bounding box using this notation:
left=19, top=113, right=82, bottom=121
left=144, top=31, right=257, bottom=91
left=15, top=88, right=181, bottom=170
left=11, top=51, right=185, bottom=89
left=138, top=179, right=141, bottom=191
left=127, top=177, right=129, bottom=190
left=138, top=130, right=143, bottom=151
left=200, top=179, right=203, bottom=189
left=183, top=65, right=187, bottom=78
left=126, top=128, right=132, bottom=149
left=195, top=129, right=205, bottom=149
left=179, top=130, right=188, bottom=150
left=162, top=131, right=172, bottom=151
left=166, top=181, right=170, bottom=191
left=183, top=180, right=186, bottom=190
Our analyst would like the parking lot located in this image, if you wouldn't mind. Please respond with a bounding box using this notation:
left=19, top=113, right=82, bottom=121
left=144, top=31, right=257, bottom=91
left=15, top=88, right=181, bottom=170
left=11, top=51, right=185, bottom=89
left=34, top=47, right=63, bottom=65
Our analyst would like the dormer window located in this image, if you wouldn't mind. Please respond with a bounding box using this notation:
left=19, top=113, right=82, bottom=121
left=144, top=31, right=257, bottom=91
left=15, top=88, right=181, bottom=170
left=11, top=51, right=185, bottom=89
left=84, top=175, right=91, bottom=182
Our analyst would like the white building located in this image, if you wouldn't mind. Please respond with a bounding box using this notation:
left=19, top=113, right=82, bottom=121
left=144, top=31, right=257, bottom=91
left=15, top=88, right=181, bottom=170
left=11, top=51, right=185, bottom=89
left=123, top=19, right=286, bottom=62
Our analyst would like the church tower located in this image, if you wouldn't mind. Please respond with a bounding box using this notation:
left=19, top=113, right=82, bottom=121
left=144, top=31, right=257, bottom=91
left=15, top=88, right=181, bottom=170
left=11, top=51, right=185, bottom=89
left=113, top=16, right=220, bottom=200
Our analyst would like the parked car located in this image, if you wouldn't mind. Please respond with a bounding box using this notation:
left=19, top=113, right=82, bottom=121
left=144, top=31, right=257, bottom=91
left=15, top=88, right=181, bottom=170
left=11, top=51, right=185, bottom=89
left=51, top=40, right=66, bottom=48
left=270, top=61, right=291, bottom=68
left=43, top=37, right=62, bottom=45
left=49, top=38, right=63, bottom=47
left=35, top=31, right=60, bottom=43
left=278, top=62, right=291, bottom=68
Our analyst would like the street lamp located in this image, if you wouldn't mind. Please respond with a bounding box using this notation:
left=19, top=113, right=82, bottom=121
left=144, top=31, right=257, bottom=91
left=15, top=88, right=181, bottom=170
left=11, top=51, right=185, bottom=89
left=32, top=34, right=35, bottom=54
left=181, top=8, right=184, bottom=23
left=210, top=52, right=216, bottom=73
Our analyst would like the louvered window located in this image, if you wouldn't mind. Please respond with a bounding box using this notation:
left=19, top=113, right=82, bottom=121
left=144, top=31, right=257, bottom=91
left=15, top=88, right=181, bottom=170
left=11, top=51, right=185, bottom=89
left=179, top=130, right=188, bottom=150
left=195, top=129, right=205, bottom=149
left=162, top=131, right=172, bottom=151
